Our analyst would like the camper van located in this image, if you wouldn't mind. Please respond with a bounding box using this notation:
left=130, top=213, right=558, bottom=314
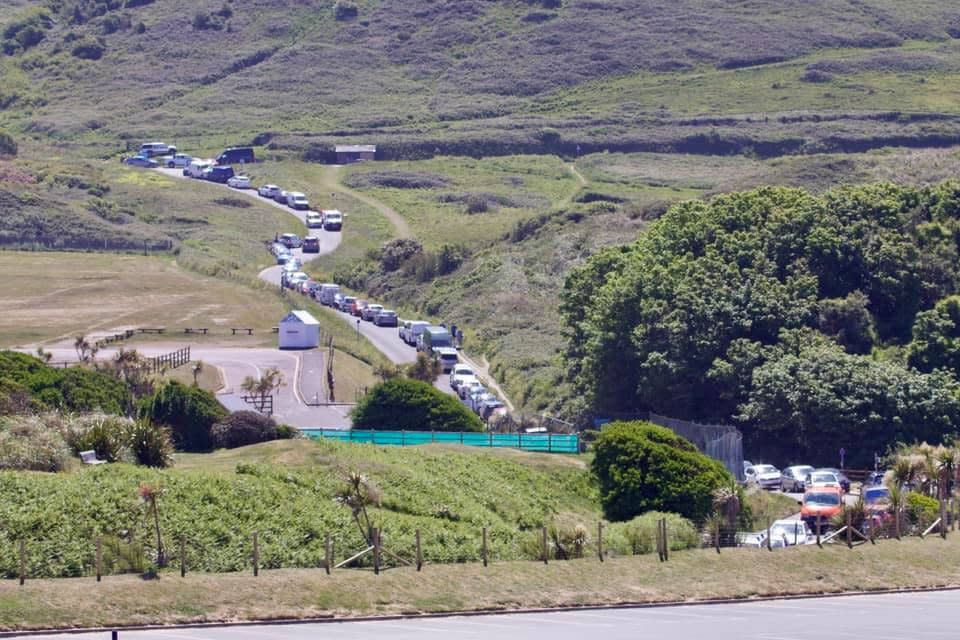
left=317, top=283, right=341, bottom=306
left=400, top=320, right=430, bottom=346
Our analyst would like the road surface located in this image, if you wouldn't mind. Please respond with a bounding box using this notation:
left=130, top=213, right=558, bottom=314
left=24, top=589, right=960, bottom=640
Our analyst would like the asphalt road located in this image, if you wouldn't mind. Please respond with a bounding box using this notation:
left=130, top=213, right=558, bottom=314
left=24, top=590, right=960, bottom=640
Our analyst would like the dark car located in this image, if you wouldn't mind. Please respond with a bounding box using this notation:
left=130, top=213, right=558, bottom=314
left=216, top=147, right=255, bottom=165
left=818, top=467, right=851, bottom=493
left=206, top=166, right=235, bottom=183
left=302, top=236, right=320, bottom=253
left=124, top=155, right=158, bottom=168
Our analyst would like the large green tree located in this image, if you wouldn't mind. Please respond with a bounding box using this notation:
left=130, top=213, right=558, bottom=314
left=591, top=421, right=732, bottom=523
left=351, top=377, right=483, bottom=432
left=908, top=295, right=960, bottom=375
left=139, top=380, right=227, bottom=451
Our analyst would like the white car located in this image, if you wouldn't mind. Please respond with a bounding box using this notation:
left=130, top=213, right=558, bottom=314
left=165, top=153, right=193, bottom=168
left=227, top=175, right=251, bottom=189
left=323, top=210, right=343, bottom=231
left=808, top=471, right=841, bottom=489
left=286, top=192, right=310, bottom=210
left=768, top=519, right=814, bottom=546
left=470, top=391, right=497, bottom=414
left=185, top=159, right=213, bottom=178
left=140, top=141, right=176, bottom=157
left=458, top=379, right=484, bottom=401
left=306, top=212, right=323, bottom=228
left=465, top=386, right=488, bottom=410
left=745, top=464, right=781, bottom=490
left=258, top=184, right=282, bottom=199
left=449, top=365, right=475, bottom=390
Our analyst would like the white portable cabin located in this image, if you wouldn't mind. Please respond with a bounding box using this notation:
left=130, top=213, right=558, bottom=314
left=278, top=310, right=320, bottom=349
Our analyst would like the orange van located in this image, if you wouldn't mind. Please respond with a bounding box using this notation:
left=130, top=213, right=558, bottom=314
left=800, top=486, right=844, bottom=529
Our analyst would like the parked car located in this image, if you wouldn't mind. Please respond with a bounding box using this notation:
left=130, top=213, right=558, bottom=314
left=206, top=166, right=235, bottom=183
left=768, top=519, right=814, bottom=546
left=274, top=190, right=290, bottom=204
left=318, top=284, right=340, bottom=306
left=304, top=281, right=322, bottom=297
left=479, top=398, right=505, bottom=420
left=780, top=465, right=815, bottom=492
left=863, top=485, right=892, bottom=531
left=323, top=210, right=343, bottom=231
left=124, top=154, right=158, bottom=168
left=216, top=147, right=254, bottom=165
left=283, top=257, right=302, bottom=271
left=280, top=233, right=302, bottom=249
left=459, top=379, right=484, bottom=401
left=352, top=300, right=368, bottom=317
left=284, top=272, right=308, bottom=289
left=227, top=175, right=251, bottom=189
left=297, top=279, right=316, bottom=295
left=362, top=304, right=384, bottom=321
left=165, top=153, right=194, bottom=168
left=286, top=192, right=310, bottom=210
left=374, top=310, right=398, bottom=327
left=745, top=464, right=781, bottom=491
left=808, top=470, right=843, bottom=491
left=185, top=159, right=213, bottom=178
left=400, top=320, right=430, bottom=346
left=470, top=391, right=497, bottom=414
left=449, top=364, right=475, bottom=390
left=302, top=236, right=320, bottom=253
left=465, top=386, right=488, bottom=411
left=258, top=184, right=282, bottom=199
left=818, top=468, right=851, bottom=493
left=270, top=242, right=287, bottom=255
left=865, top=471, right=886, bottom=487
left=275, top=250, right=292, bottom=265
left=340, top=296, right=357, bottom=312
left=306, top=212, right=324, bottom=228
left=139, top=142, right=176, bottom=157
left=800, top=486, right=844, bottom=528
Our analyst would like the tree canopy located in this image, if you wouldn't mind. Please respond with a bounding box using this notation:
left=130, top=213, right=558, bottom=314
left=562, top=183, right=960, bottom=464
left=351, top=377, right=483, bottom=432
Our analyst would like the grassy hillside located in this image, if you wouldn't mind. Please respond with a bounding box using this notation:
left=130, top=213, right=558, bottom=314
left=0, top=439, right=598, bottom=578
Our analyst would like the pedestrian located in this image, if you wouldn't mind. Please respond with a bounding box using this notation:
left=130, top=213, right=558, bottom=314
left=457, top=328, right=464, bottom=347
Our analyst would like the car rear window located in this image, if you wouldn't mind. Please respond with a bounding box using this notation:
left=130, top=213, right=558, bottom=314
left=805, top=492, right=840, bottom=506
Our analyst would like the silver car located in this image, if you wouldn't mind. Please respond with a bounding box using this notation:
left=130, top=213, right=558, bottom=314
left=780, top=465, right=815, bottom=492
left=745, top=464, right=782, bottom=490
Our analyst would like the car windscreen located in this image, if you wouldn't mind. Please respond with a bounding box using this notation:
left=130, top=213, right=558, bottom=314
left=754, top=465, right=777, bottom=474
left=864, top=488, right=890, bottom=503
left=804, top=492, right=840, bottom=506
left=811, top=473, right=836, bottom=483
left=771, top=523, right=804, bottom=537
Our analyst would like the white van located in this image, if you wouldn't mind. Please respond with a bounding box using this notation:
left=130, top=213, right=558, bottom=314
left=185, top=159, right=212, bottom=178
left=400, top=320, right=430, bottom=346
left=140, top=142, right=176, bottom=157
left=318, top=283, right=340, bottom=306
left=286, top=192, right=310, bottom=210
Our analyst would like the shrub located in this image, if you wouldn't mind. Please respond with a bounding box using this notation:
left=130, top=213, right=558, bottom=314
left=275, top=423, right=299, bottom=439
left=0, top=414, right=71, bottom=471
left=192, top=11, right=224, bottom=30
left=591, top=421, right=733, bottom=523
left=605, top=512, right=699, bottom=555
left=71, top=37, right=106, bottom=60
left=0, top=131, right=16, bottom=157
left=65, top=413, right=133, bottom=462
left=210, top=411, right=278, bottom=449
left=351, top=377, right=483, bottom=432
left=0, top=351, right=130, bottom=415
left=139, top=380, right=227, bottom=451
left=333, top=0, right=358, bottom=20
left=905, top=491, right=939, bottom=526
left=127, top=420, right=173, bottom=468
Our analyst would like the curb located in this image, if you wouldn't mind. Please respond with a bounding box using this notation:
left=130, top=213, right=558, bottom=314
left=3, top=583, right=959, bottom=637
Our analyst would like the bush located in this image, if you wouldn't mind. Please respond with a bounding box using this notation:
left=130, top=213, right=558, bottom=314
left=0, top=414, right=71, bottom=472
left=0, top=351, right=130, bottom=415
left=127, top=420, right=174, bottom=468
left=591, top=421, right=733, bottom=523
left=905, top=491, right=939, bottom=526
left=139, top=380, right=227, bottom=451
left=275, top=423, right=299, bottom=439
left=605, top=512, right=699, bottom=555
left=0, top=131, right=16, bottom=157
left=333, top=0, right=358, bottom=20
left=71, top=37, right=106, bottom=60
left=65, top=413, right=133, bottom=462
left=192, top=11, right=224, bottom=30
left=351, top=377, right=483, bottom=432
left=210, top=411, right=278, bottom=449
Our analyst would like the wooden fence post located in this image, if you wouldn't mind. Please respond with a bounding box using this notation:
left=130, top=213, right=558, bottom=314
left=96, top=536, right=102, bottom=583
left=325, top=532, right=331, bottom=575
left=373, top=528, right=381, bottom=575
left=662, top=518, right=669, bottom=561
left=816, top=515, right=822, bottom=548
left=766, top=518, right=772, bottom=552
left=597, top=522, right=604, bottom=562
left=895, top=505, right=901, bottom=540
left=19, top=540, right=26, bottom=586
left=846, top=509, right=852, bottom=549
left=180, top=535, right=186, bottom=577
left=941, top=500, right=947, bottom=539
left=542, top=526, right=548, bottom=565
left=415, top=529, right=422, bottom=572
left=482, top=527, right=488, bottom=567
left=656, top=519, right=663, bottom=561
left=252, top=531, right=259, bottom=577
left=714, top=519, right=721, bottom=554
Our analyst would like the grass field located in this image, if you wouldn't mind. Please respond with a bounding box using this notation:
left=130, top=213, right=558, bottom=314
left=3, top=536, right=959, bottom=630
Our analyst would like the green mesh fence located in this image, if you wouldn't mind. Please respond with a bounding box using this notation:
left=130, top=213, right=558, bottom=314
left=300, top=429, right=580, bottom=454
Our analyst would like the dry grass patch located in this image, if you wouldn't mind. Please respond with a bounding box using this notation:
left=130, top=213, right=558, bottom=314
left=3, top=536, right=960, bottom=630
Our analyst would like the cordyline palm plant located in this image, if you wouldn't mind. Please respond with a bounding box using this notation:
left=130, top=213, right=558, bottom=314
left=934, top=446, right=958, bottom=499
left=138, top=482, right=166, bottom=568
left=335, top=470, right=381, bottom=545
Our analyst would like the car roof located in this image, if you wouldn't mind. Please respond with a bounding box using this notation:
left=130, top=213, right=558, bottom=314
left=304, top=235, right=319, bottom=240
left=804, top=485, right=842, bottom=493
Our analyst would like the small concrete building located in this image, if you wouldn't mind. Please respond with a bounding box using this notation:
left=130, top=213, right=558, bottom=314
left=278, top=310, right=320, bottom=349
left=335, top=144, right=376, bottom=164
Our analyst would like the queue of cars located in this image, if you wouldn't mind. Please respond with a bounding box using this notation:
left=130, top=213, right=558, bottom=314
left=744, top=462, right=851, bottom=493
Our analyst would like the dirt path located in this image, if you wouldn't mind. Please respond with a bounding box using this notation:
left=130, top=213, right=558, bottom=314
left=560, top=163, right=588, bottom=207
left=319, top=165, right=412, bottom=239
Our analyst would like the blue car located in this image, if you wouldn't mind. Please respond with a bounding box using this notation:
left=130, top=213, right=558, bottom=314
left=124, top=154, right=158, bottom=168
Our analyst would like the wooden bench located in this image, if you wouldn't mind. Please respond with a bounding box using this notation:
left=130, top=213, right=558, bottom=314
left=184, top=328, right=209, bottom=335
left=138, top=328, right=165, bottom=334
left=231, top=328, right=253, bottom=335
left=79, top=450, right=106, bottom=465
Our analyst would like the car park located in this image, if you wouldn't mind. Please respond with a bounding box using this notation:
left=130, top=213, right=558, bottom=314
left=258, top=184, right=282, bottom=199
left=165, top=153, right=193, bottom=168
left=216, top=147, right=254, bottom=165
left=123, top=155, right=158, bottom=168
left=800, top=486, right=844, bottom=528
left=808, top=470, right=842, bottom=490
left=206, top=166, right=235, bottom=183
left=323, top=210, right=343, bottom=231
left=227, top=175, right=251, bottom=189
left=286, top=192, right=310, bottom=210
left=745, top=464, right=781, bottom=491
left=362, top=304, right=384, bottom=321
left=139, top=142, right=176, bottom=157
left=374, top=310, right=398, bottom=327
left=302, top=236, right=320, bottom=253
left=306, top=212, right=323, bottom=228
left=818, top=468, right=851, bottom=492
left=780, top=465, right=815, bottom=492
left=280, top=233, right=302, bottom=249
left=449, top=364, right=475, bottom=390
